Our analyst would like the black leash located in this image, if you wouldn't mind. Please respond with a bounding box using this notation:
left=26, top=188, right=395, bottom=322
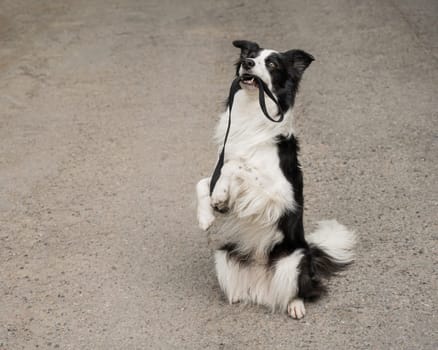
left=209, top=75, right=284, bottom=195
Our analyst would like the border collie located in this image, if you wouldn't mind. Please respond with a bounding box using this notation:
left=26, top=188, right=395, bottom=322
left=196, top=40, right=355, bottom=319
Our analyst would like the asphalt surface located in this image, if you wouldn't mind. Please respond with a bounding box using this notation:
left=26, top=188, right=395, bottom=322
left=0, top=0, right=437, bottom=349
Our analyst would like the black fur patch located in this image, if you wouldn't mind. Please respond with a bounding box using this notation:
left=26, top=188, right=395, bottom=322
left=265, top=53, right=300, bottom=113
left=298, top=245, right=351, bottom=301
left=268, top=135, right=308, bottom=265
left=219, top=243, right=253, bottom=265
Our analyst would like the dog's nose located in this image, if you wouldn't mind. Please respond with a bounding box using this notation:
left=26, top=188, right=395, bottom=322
left=242, top=58, right=255, bottom=70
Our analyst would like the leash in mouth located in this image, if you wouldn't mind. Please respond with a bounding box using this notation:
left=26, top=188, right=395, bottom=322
left=209, top=75, right=284, bottom=197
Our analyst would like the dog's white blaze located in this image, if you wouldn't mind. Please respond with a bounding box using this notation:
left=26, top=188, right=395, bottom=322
left=239, top=49, right=277, bottom=90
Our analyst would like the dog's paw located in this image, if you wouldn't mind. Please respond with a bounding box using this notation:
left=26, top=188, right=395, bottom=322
left=198, top=210, right=215, bottom=231
left=211, top=179, right=230, bottom=212
left=288, top=299, right=306, bottom=319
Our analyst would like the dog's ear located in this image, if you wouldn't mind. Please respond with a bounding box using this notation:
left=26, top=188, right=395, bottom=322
left=282, top=50, right=315, bottom=75
left=232, top=40, right=260, bottom=56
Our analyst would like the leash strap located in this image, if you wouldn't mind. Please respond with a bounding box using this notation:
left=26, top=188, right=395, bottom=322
left=209, top=76, right=284, bottom=195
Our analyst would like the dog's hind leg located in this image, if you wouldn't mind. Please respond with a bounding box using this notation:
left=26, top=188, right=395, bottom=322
left=269, top=250, right=304, bottom=316
left=214, top=250, right=238, bottom=303
left=196, top=177, right=215, bottom=231
left=214, top=250, right=250, bottom=304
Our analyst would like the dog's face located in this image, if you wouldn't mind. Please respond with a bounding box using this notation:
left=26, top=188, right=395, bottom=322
left=233, top=40, right=314, bottom=96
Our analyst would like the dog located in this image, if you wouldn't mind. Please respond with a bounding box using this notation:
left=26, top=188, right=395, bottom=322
left=196, top=40, right=355, bottom=319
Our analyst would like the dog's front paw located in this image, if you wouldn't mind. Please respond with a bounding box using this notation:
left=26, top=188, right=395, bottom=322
left=211, top=178, right=230, bottom=212
left=211, top=191, right=229, bottom=212
left=288, top=299, right=306, bottom=319
left=198, top=210, right=215, bottom=231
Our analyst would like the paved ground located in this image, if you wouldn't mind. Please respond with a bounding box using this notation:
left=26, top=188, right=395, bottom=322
left=0, top=0, right=437, bottom=349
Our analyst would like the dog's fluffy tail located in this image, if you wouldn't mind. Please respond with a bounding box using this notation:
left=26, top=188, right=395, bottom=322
left=299, top=220, right=356, bottom=300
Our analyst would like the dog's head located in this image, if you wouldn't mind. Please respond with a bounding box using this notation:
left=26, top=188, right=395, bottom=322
left=232, top=40, right=314, bottom=109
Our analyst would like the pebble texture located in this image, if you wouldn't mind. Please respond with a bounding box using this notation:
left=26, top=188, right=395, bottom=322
left=0, top=0, right=437, bottom=349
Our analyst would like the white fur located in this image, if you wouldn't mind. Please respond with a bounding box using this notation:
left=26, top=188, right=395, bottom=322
left=288, top=298, right=306, bottom=319
left=215, top=250, right=272, bottom=305
left=215, top=216, right=283, bottom=258
left=196, top=177, right=215, bottom=230
left=269, top=250, right=304, bottom=311
left=307, top=220, right=356, bottom=264
left=210, top=162, right=233, bottom=211
left=215, top=249, right=303, bottom=311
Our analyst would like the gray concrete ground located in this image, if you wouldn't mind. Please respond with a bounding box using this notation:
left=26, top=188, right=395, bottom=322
left=0, top=0, right=437, bottom=349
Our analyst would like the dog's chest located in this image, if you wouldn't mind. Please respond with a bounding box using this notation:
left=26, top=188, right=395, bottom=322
left=212, top=139, right=293, bottom=254
left=210, top=93, right=297, bottom=254
left=223, top=132, right=295, bottom=228
left=220, top=98, right=289, bottom=188
left=213, top=90, right=296, bottom=226
left=228, top=141, right=283, bottom=183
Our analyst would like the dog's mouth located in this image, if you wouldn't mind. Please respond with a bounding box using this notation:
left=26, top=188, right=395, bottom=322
left=239, top=74, right=258, bottom=89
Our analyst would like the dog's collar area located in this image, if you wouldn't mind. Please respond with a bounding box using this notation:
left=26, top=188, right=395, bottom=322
left=209, top=75, right=284, bottom=197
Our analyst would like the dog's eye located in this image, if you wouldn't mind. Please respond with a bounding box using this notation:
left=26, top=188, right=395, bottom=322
left=267, top=61, right=277, bottom=68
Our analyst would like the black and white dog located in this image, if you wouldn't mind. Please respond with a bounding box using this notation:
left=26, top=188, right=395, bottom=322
left=196, top=40, right=355, bottom=319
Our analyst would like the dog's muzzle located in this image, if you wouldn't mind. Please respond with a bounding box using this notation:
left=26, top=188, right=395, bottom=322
left=240, top=73, right=258, bottom=88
